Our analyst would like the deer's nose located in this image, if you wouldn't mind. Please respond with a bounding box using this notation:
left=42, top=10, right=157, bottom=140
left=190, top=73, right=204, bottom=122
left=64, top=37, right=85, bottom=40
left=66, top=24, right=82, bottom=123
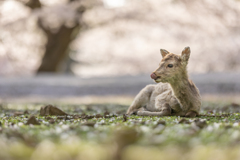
left=150, top=73, right=157, bottom=80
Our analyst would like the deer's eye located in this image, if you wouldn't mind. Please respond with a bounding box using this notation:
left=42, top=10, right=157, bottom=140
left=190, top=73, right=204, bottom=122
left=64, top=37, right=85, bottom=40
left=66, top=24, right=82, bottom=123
left=168, top=64, right=173, bottom=68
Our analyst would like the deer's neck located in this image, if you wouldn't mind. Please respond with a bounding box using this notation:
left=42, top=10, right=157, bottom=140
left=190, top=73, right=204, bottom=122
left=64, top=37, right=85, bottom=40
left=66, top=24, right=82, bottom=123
left=169, top=73, right=197, bottom=110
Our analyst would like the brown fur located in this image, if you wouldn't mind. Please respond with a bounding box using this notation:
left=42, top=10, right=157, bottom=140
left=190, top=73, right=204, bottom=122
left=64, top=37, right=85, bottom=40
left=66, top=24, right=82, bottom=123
left=126, top=47, right=201, bottom=117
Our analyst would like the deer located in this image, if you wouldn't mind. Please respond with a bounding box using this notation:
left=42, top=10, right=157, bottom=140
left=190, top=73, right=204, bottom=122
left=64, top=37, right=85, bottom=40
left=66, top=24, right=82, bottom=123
left=126, top=47, right=201, bottom=117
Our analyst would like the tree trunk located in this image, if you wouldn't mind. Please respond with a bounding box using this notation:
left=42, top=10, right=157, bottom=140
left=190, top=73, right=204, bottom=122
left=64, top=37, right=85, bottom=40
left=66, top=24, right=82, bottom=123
left=23, top=0, right=84, bottom=73
left=37, top=24, right=80, bottom=73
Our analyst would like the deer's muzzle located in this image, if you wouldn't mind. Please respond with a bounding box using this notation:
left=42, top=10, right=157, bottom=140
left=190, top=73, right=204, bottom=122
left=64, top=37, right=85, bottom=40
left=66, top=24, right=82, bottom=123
left=150, top=73, right=158, bottom=80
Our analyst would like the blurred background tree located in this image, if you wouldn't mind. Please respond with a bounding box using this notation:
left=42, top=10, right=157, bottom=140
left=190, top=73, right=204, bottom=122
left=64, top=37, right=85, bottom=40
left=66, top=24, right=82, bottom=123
left=0, top=0, right=239, bottom=76
left=26, top=0, right=85, bottom=73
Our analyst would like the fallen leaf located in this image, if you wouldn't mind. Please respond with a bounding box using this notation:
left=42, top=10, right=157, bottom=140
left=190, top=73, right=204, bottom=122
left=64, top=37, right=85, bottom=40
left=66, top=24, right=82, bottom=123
left=207, top=110, right=213, bottom=114
left=81, top=114, right=94, bottom=119
left=86, top=106, right=93, bottom=111
left=186, top=128, right=199, bottom=136
left=178, top=118, right=190, bottom=124
left=82, top=122, right=95, bottom=127
left=104, top=115, right=110, bottom=118
left=123, top=114, right=127, bottom=122
left=57, top=116, right=66, bottom=120
left=45, top=116, right=52, bottom=120
left=73, top=115, right=80, bottom=119
left=224, top=125, right=232, bottom=129
left=26, top=115, right=40, bottom=125
left=64, top=116, right=71, bottom=120
left=157, top=120, right=166, bottom=125
left=14, top=112, right=24, bottom=116
left=193, top=119, right=207, bottom=129
left=104, top=111, right=110, bottom=116
left=24, top=110, right=29, bottom=114
left=49, top=118, right=55, bottom=124
left=95, top=114, right=103, bottom=118
left=232, top=103, right=240, bottom=108
left=40, top=105, right=68, bottom=116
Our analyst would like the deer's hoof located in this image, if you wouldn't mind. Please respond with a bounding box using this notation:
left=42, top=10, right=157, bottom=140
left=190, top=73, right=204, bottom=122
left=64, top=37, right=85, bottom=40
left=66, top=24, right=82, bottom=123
left=185, top=111, right=197, bottom=118
left=127, top=109, right=138, bottom=115
left=131, top=111, right=138, bottom=115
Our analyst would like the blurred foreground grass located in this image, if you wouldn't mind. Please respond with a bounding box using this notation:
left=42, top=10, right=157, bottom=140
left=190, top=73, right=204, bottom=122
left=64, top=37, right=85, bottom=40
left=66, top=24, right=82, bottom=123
left=1, top=102, right=240, bottom=160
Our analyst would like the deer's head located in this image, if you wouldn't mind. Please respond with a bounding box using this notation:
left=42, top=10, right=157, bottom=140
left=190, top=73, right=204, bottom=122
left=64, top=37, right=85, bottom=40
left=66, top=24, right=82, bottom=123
left=150, top=47, right=191, bottom=83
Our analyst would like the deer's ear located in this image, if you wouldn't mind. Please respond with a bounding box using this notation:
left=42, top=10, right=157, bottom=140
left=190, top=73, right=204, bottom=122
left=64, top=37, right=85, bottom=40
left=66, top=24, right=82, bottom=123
left=160, top=49, right=169, bottom=58
left=181, top=46, right=190, bottom=62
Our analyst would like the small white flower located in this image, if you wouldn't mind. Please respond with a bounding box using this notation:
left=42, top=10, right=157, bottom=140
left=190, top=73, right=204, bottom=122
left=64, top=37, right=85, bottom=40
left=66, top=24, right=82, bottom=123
left=42, top=120, right=49, bottom=125
left=174, top=119, right=179, bottom=123
left=145, top=120, right=151, bottom=124
left=99, top=119, right=105, bottom=124
left=189, top=119, right=194, bottom=123
left=18, top=122, right=24, bottom=126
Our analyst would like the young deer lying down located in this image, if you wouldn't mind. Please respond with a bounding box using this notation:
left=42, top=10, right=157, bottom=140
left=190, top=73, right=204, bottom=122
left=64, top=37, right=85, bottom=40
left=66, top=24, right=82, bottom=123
left=126, top=47, right=201, bottom=117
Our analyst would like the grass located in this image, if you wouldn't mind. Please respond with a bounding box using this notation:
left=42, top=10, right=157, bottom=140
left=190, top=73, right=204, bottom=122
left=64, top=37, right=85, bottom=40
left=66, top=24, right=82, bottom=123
left=1, top=102, right=240, bottom=160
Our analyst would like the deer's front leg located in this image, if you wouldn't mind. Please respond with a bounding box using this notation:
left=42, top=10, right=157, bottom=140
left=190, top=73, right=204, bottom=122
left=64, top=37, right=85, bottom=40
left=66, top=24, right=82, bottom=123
left=126, top=85, right=155, bottom=115
left=137, top=103, right=171, bottom=116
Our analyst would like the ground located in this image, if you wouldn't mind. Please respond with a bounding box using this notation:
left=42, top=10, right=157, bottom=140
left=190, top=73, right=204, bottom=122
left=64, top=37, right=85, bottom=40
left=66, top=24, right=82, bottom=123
left=1, top=101, right=240, bottom=160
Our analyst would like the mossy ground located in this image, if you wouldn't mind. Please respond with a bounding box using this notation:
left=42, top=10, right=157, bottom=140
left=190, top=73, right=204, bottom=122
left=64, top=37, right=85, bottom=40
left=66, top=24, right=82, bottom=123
left=1, top=102, right=240, bottom=160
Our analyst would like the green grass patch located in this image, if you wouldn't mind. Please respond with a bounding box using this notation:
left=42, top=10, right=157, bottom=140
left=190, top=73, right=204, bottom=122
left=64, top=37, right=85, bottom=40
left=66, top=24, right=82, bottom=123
left=0, top=102, right=240, bottom=160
